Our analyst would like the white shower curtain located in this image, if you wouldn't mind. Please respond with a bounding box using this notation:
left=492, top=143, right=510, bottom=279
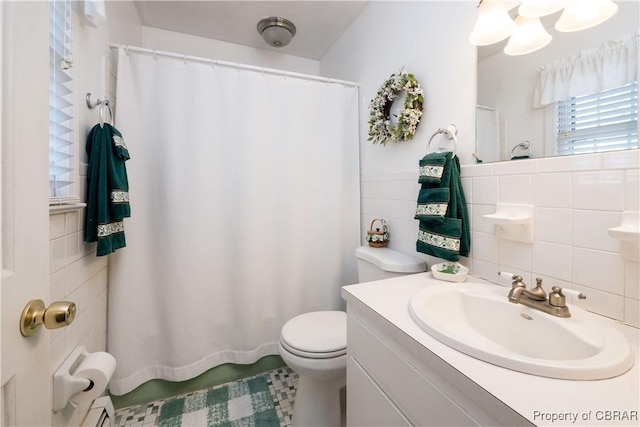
left=108, top=47, right=360, bottom=395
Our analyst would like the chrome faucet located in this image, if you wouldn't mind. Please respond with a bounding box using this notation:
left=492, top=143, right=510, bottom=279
left=502, top=273, right=586, bottom=318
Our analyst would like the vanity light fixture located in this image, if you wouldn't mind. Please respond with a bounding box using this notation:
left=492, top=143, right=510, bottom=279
left=468, top=0, right=517, bottom=46
left=470, top=0, right=619, bottom=54
left=257, top=17, right=297, bottom=48
left=555, top=0, right=618, bottom=32
left=504, top=16, right=553, bottom=56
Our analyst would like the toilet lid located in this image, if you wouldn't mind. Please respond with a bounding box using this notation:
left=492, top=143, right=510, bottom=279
left=280, top=311, right=347, bottom=358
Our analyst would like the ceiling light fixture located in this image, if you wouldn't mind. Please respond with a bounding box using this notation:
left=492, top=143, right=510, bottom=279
left=504, top=16, right=553, bottom=56
left=257, top=17, right=297, bottom=48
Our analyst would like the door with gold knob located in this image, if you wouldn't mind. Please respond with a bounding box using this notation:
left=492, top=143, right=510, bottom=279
left=1, top=1, right=51, bottom=425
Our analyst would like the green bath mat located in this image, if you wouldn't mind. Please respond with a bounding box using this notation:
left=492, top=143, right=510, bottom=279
left=157, top=376, right=280, bottom=427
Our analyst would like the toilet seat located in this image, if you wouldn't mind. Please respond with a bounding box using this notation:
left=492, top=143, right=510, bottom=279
left=280, top=311, right=346, bottom=359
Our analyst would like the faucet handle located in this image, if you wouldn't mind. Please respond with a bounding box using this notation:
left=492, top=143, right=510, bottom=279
left=499, top=271, right=524, bottom=287
left=549, top=286, right=566, bottom=307
left=559, top=287, right=587, bottom=300
left=549, top=286, right=586, bottom=308
left=499, top=271, right=516, bottom=280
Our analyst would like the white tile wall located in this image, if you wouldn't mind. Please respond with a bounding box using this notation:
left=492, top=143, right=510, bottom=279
left=461, top=150, right=640, bottom=327
left=573, top=170, right=625, bottom=211
left=532, top=173, right=572, bottom=208
left=361, top=150, right=639, bottom=328
left=48, top=209, right=108, bottom=375
left=361, top=172, right=421, bottom=259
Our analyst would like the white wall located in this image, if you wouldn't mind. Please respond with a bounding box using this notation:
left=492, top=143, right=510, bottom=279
left=321, top=1, right=639, bottom=327
left=49, top=2, right=142, bottom=425
left=320, top=0, right=477, bottom=258
left=142, top=26, right=320, bottom=75
left=477, top=1, right=639, bottom=160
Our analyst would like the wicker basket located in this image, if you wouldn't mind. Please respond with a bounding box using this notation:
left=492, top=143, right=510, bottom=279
left=366, top=218, right=389, bottom=248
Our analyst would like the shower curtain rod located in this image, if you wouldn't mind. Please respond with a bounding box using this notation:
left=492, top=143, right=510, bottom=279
left=109, top=44, right=360, bottom=88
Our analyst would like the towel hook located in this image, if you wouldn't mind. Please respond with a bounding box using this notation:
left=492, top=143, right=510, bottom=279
left=427, top=124, right=458, bottom=158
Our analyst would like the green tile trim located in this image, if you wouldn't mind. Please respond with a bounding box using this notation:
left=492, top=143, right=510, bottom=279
left=110, top=355, right=285, bottom=410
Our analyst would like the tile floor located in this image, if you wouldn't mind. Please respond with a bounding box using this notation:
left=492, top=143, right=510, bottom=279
left=113, top=367, right=298, bottom=427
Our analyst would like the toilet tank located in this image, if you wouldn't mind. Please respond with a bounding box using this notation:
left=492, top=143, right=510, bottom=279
left=355, top=246, right=426, bottom=283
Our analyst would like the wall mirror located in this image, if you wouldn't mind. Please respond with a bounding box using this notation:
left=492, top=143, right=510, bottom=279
left=475, top=1, right=638, bottom=163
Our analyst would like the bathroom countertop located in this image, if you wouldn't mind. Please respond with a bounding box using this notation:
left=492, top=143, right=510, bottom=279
left=341, top=273, right=640, bottom=427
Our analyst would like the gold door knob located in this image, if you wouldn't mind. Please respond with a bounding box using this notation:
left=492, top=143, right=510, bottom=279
left=20, top=300, right=77, bottom=337
left=44, top=301, right=77, bottom=329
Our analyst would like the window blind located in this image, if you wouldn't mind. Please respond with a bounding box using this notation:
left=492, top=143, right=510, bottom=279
left=556, top=81, right=638, bottom=156
left=49, top=0, right=76, bottom=201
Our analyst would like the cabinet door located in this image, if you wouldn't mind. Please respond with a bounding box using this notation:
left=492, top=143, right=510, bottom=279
left=348, top=314, right=480, bottom=426
left=347, top=357, right=411, bottom=427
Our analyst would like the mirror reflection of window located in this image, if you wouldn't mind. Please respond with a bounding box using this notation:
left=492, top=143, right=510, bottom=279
left=555, top=81, right=638, bottom=156
left=533, top=32, right=638, bottom=157
left=476, top=1, right=639, bottom=162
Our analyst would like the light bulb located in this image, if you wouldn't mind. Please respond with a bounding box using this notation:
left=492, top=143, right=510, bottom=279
left=504, top=16, right=552, bottom=56
left=555, top=0, right=618, bottom=32
left=469, top=0, right=517, bottom=46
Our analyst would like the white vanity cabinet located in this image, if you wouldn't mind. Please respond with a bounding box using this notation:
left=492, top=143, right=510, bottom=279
left=345, top=301, right=533, bottom=427
left=342, top=274, right=639, bottom=427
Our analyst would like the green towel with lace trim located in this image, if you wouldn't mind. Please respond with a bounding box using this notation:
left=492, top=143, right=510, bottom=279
left=415, top=152, right=469, bottom=261
left=418, top=151, right=450, bottom=185
left=415, top=187, right=449, bottom=223
left=84, top=123, right=131, bottom=256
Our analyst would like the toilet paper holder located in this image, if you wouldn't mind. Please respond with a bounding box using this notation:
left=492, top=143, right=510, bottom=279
left=53, top=347, right=95, bottom=412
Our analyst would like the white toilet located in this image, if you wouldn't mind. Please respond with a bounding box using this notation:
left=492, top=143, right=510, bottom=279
left=279, top=246, right=426, bottom=427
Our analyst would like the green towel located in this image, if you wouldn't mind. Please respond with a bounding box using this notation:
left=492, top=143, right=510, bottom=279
left=417, top=219, right=463, bottom=259
left=415, top=152, right=470, bottom=261
left=415, top=187, right=449, bottom=223
left=418, top=152, right=450, bottom=185
left=84, top=123, right=131, bottom=256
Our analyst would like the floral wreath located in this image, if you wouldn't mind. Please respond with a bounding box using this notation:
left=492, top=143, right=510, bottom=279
left=368, top=70, right=424, bottom=146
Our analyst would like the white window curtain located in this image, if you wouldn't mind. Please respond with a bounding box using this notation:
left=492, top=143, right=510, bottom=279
left=108, top=47, right=360, bottom=395
left=533, top=33, right=639, bottom=108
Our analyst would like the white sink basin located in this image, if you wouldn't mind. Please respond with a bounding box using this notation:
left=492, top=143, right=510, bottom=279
left=409, top=282, right=635, bottom=380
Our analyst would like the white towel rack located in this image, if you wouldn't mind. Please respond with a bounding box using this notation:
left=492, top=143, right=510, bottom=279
left=86, top=92, right=113, bottom=127
left=427, top=124, right=457, bottom=157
